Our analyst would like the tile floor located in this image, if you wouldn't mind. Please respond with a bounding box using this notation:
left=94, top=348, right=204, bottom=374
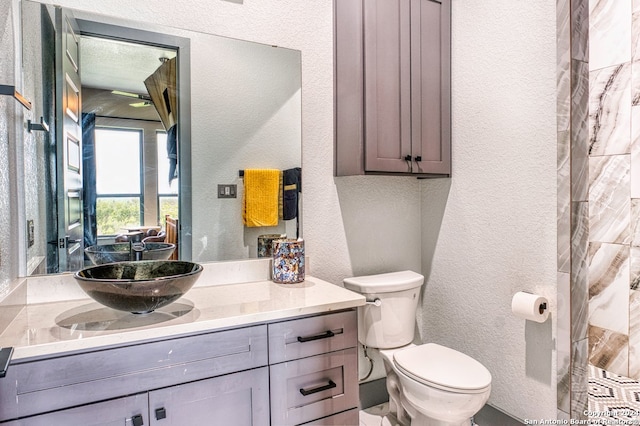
left=359, top=403, right=479, bottom=426
left=359, top=403, right=393, bottom=426
left=589, top=364, right=640, bottom=420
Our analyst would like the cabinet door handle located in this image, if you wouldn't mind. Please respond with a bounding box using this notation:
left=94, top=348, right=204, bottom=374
left=130, top=414, right=144, bottom=426
left=155, top=407, right=167, bottom=420
left=414, top=156, right=422, bottom=162
left=404, top=155, right=412, bottom=161
left=0, top=347, right=13, bottom=378
left=297, top=330, right=335, bottom=343
left=300, top=379, right=337, bottom=396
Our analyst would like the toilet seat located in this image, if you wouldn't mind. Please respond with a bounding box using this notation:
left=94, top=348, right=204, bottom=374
left=393, top=343, right=492, bottom=394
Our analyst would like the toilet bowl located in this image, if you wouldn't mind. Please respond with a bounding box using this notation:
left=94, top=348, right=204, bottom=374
left=379, top=344, right=491, bottom=426
left=343, top=271, right=492, bottom=426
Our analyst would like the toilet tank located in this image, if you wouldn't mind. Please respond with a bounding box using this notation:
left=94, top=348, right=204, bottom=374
left=343, top=271, right=424, bottom=349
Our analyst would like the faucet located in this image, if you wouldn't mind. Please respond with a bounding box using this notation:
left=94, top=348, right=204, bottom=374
left=128, top=232, right=146, bottom=261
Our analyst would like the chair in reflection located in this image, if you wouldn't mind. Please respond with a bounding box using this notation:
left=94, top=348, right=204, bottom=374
left=142, top=231, right=166, bottom=243
left=165, top=215, right=179, bottom=260
left=115, top=229, right=166, bottom=243
left=114, top=231, right=144, bottom=243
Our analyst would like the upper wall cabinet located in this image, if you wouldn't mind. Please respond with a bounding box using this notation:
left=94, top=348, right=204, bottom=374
left=334, top=0, right=451, bottom=177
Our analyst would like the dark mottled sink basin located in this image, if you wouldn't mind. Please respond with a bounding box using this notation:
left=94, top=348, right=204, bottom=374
left=85, top=243, right=176, bottom=265
left=74, top=260, right=203, bottom=314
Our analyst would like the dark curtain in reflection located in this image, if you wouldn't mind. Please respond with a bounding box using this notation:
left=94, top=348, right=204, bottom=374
left=167, top=123, right=178, bottom=184
left=82, top=113, right=97, bottom=250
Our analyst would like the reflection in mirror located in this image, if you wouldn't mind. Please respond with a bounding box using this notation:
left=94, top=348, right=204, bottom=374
left=21, top=1, right=302, bottom=276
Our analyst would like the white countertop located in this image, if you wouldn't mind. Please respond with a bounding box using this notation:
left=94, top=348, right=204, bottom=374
left=0, top=276, right=365, bottom=362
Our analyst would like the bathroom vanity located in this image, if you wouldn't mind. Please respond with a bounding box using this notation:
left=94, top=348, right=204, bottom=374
left=0, top=276, right=364, bottom=425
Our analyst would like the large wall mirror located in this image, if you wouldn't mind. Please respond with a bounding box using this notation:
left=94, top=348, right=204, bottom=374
left=21, top=1, right=302, bottom=276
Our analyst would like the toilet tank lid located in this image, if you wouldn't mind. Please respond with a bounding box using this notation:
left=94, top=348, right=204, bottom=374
left=343, top=270, right=424, bottom=293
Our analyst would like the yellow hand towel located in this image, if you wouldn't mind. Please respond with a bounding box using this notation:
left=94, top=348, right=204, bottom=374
left=242, top=169, right=282, bottom=227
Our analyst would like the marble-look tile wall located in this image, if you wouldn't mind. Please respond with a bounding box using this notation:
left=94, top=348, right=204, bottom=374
left=557, top=0, right=572, bottom=416
left=586, top=0, right=640, bottom=404
left=559, top=0, right=640, bottom=418
left=557, top=0, right=591, bottom=419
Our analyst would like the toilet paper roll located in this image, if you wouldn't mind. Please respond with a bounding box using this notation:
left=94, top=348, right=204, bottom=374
left=511, top=291, right=549, bottom=323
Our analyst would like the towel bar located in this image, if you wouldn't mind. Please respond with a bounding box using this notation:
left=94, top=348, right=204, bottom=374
left=28, top=117, right=49, bottom=133
left=0, top=85, right=32, bottom=110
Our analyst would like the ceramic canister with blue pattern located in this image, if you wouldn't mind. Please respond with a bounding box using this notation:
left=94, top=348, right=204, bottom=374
left=272, top=239, right=305, bottom=283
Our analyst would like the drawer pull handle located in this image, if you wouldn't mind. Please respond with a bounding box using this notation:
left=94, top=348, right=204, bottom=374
left=131, top=414, right=144, bottom=426
left=300, top=380, right=337, bottom=396
left=297, top=330, right=335, bottom=343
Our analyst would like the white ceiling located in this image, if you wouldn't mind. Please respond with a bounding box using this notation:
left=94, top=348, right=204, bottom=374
left=80, top=35, right=177, bottom=95
left=80, top=35, right=176, bottom=120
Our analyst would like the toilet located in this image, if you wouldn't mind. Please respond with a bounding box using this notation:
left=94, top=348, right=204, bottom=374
left=343, top=271, right=491, bottom=426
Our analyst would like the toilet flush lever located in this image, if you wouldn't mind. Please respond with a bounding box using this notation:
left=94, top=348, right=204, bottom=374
left=366, top=298, right=382, bottom=307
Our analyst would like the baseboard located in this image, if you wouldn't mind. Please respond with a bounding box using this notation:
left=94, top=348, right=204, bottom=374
left=475, top=404, right=524, bottom=425
left=359, top=378, right=389, bottom=409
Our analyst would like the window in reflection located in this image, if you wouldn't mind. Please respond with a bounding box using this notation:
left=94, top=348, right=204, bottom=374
left=95, top=128, right=143, bottom=235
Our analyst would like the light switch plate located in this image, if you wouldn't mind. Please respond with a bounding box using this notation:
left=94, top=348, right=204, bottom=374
left=27, top=219, right=34, bottom=248
left=217, top=184, right=237, bottom=198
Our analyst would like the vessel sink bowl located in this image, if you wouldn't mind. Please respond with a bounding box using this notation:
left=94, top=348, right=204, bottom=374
left=74, top=260, right=203, bottom=314
left=85, top=243, right=176, bottom=265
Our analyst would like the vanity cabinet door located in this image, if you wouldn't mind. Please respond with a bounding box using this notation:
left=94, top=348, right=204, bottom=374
left=148, top=367, right=270, bottom=426
left=0, top=393, right=148, bottom=426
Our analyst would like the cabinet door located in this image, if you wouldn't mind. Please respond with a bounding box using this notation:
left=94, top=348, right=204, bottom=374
left=362, top=0, right=450, bottom=175
left=335, top=0, right=365, bottom=176
left=148, top=367, right=270, bottom=426
left=410, top=0, right=451, bottom=175
left=363, top=0, right=412, bottom=173
left=0, top=393, right=148, bottom=426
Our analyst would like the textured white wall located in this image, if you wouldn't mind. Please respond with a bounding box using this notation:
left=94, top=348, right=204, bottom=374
left=0, top=3, right=15, bottom=295
left=21, top=0, right=49, bottom=275
left=419, top=0, right=558, bottom=419
left=0, top=0, right=24, bottom=294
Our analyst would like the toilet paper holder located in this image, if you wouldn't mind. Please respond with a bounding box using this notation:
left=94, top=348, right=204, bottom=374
left=511, top=291, right=549, bottom=323
left=538, top=302, right=548, bottom=314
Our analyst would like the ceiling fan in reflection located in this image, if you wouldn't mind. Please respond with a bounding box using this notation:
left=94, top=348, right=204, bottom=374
left=110, top=90, right=154, bottom=108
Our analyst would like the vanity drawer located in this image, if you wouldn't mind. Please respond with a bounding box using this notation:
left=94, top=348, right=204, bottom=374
left=299, top=408, right=359, bottom=425
left=270, top=347, right=358, bottom=426
left=268, top=310, right=357, bottom=363
left=0, top=325, right=268, bottom=421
